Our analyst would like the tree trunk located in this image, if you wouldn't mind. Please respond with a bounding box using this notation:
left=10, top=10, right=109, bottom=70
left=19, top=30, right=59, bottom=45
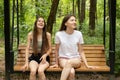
left=80, top=0, right=86, bottom=24
left=47, top=0, right=60, bottom=34
left=73, top=0, right=75, bottom=15
left=77, top=0, right=81, bottom=30
left=89, top=0, right=97, bottom=36
left=20, top=0, right=25, bottom=25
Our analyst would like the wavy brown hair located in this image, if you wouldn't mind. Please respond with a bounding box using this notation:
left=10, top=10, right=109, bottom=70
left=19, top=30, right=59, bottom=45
left=59, top=14, right=76, bottom=31
left=33, top=16, right=49, bottom=55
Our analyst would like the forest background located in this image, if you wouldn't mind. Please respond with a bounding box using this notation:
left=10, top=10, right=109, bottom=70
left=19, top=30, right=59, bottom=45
left=0, top=0, right=120, bottom=76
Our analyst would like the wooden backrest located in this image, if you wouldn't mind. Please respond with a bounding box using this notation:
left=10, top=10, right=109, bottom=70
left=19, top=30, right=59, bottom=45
left=15, top=44, right=107, bottom=67
left=50, top=45, right=106, bottom=66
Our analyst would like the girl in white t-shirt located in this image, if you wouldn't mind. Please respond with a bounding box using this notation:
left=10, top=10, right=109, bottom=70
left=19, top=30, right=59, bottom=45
left=51, top=14, right=95, bottom=80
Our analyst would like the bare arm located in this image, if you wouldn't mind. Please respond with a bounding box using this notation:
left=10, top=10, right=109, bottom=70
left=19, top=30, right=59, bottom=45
left=40, top=32, right=51, bottom=62
left=22, top=32, right=32, bottom=71
left=78, top=44, right=96, bottom=69
left=25, top=33, right=31, bottom=64
left=46, top=32, right=52, bottom=56
left=55, top=44, right=59, bottom=65
left=78, top=44, right=89, bottom=68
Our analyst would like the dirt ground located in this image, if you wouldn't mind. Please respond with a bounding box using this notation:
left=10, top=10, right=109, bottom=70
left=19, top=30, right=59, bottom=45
left=0, top=46, right=5, bottom=80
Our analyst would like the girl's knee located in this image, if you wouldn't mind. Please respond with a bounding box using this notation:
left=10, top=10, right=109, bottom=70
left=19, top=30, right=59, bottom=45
left=70, top=68, right=75, bottom=76
left=38, top=69, right=44, bottom=75
left=30, top=69, right=37, bottom=75
left=68, top=68, right=75, bottom=80
left=71, top=68, right=75, bottom=74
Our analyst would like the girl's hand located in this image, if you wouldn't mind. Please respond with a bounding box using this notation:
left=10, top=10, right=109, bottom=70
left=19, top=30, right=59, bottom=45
left=86, top=66, right=98, bottom=69
left=21, top=63, right=29, bottom=72
left=50, top=64, right=59, bottom=68
left=40, top=54, right=47, bottom=64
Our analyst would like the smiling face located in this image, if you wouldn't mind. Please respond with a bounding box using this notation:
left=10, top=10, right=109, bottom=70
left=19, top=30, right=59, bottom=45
left=37, top=17, right=45, bottom=29
left=65, top=16, right=77, bottom=29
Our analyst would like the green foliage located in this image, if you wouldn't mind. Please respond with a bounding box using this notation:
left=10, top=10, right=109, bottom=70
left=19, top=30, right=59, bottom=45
left=57, top=0, right=72, bottom=16
left=81, top=18, right=104, bottom=44
left=0, top=0, right=4, bottom=39
left=97, top=0, right=105, bottom=17
left=34, top=0, right=51, bottom=19
left=116, top=0, right=120, bottom=19
left=115, top=19, right=120, bottom=74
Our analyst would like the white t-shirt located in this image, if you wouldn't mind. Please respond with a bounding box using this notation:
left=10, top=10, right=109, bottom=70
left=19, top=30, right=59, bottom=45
left=55, top=30, right=84, bottom=59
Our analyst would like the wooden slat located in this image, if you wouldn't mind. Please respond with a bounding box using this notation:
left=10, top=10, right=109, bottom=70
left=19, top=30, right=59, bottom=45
left=86, top=58, right=106, bottom=61
left=85, top=53, right=105, bottom=57
left=87, top=62, right=106, bottom=66
left=84, top=50, right=104, bottom=54
left=17, top=58, right=25, bottom=62
left=18, top=54, right=25, bottom=58
left=19, top=50, right=33, bottom=54
left=50, top=53, right=105, bottom=58
left=18, top=45, right=104, bottom=50
left=83, top=46, right=104, bottom=50
left=14, top=65, right=110, bottom=72
left=49, top=58, right=106, bottom=61
left=16, top=62, right=25, bottom=65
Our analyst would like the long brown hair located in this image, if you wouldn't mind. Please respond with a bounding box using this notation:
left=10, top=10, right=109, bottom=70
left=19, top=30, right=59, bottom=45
left=59, top=14, right=76, bottom=31
left=33, top=16, right=49, bottom=55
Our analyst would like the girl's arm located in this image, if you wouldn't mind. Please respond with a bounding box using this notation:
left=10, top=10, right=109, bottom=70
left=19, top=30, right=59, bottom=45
left=22, top=32, right=32, bottom=72
left=55, top=44, right=59, bottom=65
left=78, top=44, right=96, bottom=69
left=40, top=32, right=52, bottom=63
left=78, top=44, right=89, bottom=68
left=25, top=33, right=31, bottom=65
left=45, top=32, right=52, bottom=56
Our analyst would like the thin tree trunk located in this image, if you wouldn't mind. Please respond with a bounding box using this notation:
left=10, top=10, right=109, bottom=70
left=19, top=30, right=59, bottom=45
left=89, top=0, right=97, bottom=36
left=80, top=0, right=86, bottom=23
left=72, top=0, right=77, bottom=15
left=77, top=0, right=81, bottom=30
left=20, top=0, right=25, bottom=25
left=47, top=0, right=60, bottom=34
left=73, top=0, right=75, bottom=15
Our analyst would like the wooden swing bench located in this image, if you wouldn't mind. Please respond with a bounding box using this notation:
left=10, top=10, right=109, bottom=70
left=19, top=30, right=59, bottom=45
left=14, top=44, right=110, bottom=73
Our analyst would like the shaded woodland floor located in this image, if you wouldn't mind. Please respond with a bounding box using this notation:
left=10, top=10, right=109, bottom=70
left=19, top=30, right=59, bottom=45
left=0, top=41, right=5, bottom=80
